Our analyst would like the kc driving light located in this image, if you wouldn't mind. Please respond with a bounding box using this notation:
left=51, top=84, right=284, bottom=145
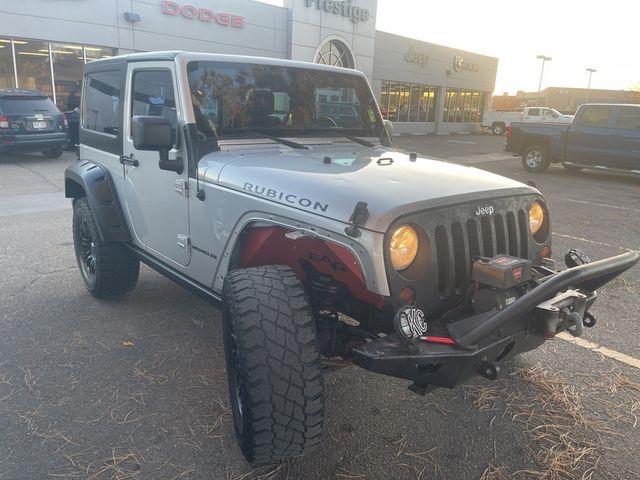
left=529, top=201, right=545, bottom=235
left=390, top=225, right=418, bottom=271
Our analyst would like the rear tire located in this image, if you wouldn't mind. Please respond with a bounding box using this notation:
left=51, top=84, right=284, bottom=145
left=492, top=123, right=506, bottom=135
left=522, top=144, right=551, bottom=173
left=222, top=265, right=324, bottom=465
left=72, top=198, right=139, bottom=298
left=42, top=145, right=64, bottom=158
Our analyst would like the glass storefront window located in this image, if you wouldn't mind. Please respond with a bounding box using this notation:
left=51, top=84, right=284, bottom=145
left=52, top=43, right=84, bottom=111
left=0, top=38, right=15, bottom=89
left=408, top=84, right=421, bottom=122
left=380, top=81, right=390, bottom=119
left=84, top=45, right=115, bottom=62
left=14, top=39, right=52, bottom=96
left=0, top=38, right=116, bottom=106
left=398, top=83, right=410, bottom=122
left=380, top=81, right=438, bottom=123
left=443, top=88, right=487, bottom=123
left=388, top=82, right=401, bottom=122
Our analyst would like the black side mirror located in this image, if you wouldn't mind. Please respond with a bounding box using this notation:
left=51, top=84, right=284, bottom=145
left=132, top=116, right=183, bottom=174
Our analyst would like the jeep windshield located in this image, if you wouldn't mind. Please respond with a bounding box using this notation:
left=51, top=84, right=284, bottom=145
left=186, top=61, right=387, bottom=144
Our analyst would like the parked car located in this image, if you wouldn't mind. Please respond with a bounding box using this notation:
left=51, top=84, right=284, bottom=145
left=482, top=107, right=573, bottom=135
left=64, top=52, right=639, bottom=465
left=505, top=103, right=640, bottom=173
left=0, top=89, right=67, bottom=158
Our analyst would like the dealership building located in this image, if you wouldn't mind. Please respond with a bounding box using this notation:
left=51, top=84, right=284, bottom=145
left=0, top=0, right=498, bottom=134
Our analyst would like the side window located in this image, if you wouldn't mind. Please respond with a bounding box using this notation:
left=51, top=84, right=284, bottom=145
left=131, top=70, right=177, bottom=144
left=614, top=107, right=640, bottom=130
left=527, top=108, right=540, bottom=116
left=82, top=70, right=121, bottom=135
left=576, top=106, right=613, bottom=128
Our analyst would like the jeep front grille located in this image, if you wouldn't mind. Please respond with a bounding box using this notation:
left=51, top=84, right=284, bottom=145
left=433, top=208, right=529, bottom=296
left=384, top=195, right=546, bottom=318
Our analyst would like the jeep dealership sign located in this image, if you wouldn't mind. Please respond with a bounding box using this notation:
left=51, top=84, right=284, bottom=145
left=161, top=1, right=245, bottom=28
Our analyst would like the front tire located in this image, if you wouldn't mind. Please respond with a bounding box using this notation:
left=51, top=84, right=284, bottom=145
left=522, top=144, right=551, bottom=173
left=42, top=145, right=64, bottom=158
left=222, top=265, right=324, bottom=465
left=72, top=197, right=139, bottom=298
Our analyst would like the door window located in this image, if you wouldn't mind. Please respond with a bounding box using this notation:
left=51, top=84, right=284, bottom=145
left=527, top=108, right=540, bottom=116
left=131, top=70, right=177, bottom=145
left=576, top=106, right=613, bottom=128
left=614, top=107, right=640, bottom=130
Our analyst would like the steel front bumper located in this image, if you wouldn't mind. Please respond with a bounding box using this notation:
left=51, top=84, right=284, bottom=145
left=352, top=251, right=640, bottom=388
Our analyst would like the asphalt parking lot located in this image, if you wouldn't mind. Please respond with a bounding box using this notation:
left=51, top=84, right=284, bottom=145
left=1, top=135, right=639, bottom=480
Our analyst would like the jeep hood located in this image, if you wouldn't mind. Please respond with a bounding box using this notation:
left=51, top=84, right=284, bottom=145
left=198, top=142, right=537, bottom=233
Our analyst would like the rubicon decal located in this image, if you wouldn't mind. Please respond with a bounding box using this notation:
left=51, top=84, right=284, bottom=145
left=161, top=1, right=245, bottom=28
left=243, top=183, right=329, bottom=212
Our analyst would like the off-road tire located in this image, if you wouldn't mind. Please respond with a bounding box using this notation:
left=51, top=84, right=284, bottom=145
left=42, top=145, right=64, bottom=158
left=522, top=144, right=551, bottom=173
left=72, top=197, right=139, bottom=298
left=222, top=265, right=324, bottom=465
left=492, top=123, right=506, bottom=135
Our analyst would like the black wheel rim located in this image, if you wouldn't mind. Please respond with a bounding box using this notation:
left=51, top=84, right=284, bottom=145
left=227, top=329, right=245, bottom=434
left=78, top=218, right=97, bottom=281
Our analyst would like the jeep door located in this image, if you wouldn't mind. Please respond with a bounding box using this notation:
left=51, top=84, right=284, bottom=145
left=121, top=63, right=190, bottom=266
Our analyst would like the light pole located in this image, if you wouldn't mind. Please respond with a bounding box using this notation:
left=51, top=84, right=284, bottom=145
left=537, top=55, right=552, bottom=106
left=586, top=68, right=597, bottom=103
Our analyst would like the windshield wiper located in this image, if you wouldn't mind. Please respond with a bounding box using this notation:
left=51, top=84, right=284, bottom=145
left=342, top=134, right=375, bottom=148
left=244, top=131, right=309, bottom=150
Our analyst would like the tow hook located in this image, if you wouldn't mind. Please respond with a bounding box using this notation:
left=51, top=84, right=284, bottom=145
left=477, top=361, right=500, bottom=381
left=561, top=307, right=584, bottom=337
left=536, top=289, right=588, bottom=339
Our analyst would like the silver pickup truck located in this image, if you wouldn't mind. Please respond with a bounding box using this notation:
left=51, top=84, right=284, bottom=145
left=64, top=51, right=639, bottom=465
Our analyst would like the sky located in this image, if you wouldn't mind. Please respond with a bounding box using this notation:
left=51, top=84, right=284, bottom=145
left=256, top=0, right=639, bottom=95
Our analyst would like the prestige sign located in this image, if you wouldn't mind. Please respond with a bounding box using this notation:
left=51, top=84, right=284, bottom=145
left=304, top=0, right=371, bottom=23
left=161, top=1, right=245, bottom=28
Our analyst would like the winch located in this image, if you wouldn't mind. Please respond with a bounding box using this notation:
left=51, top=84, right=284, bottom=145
left=471, top=255, right=532, bottom=314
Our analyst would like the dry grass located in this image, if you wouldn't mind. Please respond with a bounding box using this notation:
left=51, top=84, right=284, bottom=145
left=465, top=364, right=640, bottom=480
left=86, top=449, right=145, bottom=480
left=132, top=367, right=178, bottom=385
left=480, top=465, right=511, bottom=480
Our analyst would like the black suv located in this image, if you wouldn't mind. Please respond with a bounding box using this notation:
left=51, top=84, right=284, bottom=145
left=0, top=89, right=67, bottom=158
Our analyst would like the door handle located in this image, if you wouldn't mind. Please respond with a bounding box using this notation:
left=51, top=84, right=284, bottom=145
left=120, top=154, right=139, bottom=167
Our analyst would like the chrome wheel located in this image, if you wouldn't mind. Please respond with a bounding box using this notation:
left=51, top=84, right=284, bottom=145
left=525, top=149, right=543, bottom=169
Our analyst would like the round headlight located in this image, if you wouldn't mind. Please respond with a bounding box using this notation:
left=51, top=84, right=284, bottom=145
left=529, top=201, right=545, bottom=235
left=390, top=225, right=418, bottom=271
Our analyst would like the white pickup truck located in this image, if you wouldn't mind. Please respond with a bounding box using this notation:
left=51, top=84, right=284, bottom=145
left=482, top=107, right=573, bottom=135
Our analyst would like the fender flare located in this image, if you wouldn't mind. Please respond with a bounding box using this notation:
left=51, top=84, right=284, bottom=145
left=64, top=160, right=131, bottom=243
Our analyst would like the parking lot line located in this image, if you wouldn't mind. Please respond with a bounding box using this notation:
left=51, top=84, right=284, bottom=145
left=557, top=332, right=640, bottom=370
left=553, top=232, right=618, bottom=249
left=552, top=197, right=640, bottom=214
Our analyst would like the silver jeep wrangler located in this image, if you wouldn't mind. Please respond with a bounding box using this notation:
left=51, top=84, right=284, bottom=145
left=64, top=51, right=639, bottom=465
